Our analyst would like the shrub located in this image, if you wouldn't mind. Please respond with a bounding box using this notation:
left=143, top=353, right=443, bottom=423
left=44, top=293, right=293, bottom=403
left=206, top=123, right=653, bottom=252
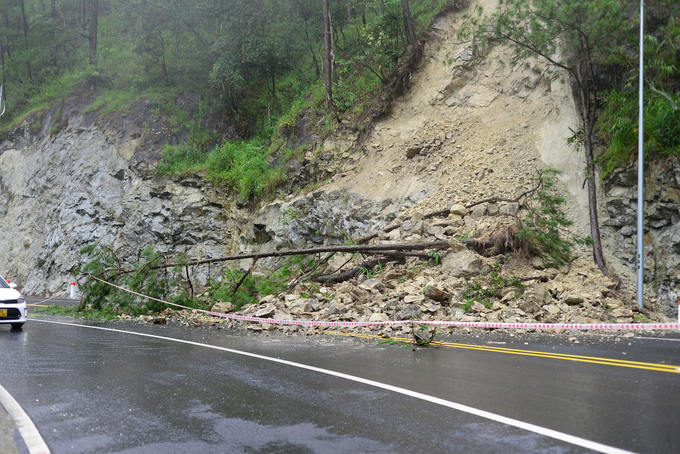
left=599, top=91, right=680, bottom=176
left=517, top=170, right=592, bottom=268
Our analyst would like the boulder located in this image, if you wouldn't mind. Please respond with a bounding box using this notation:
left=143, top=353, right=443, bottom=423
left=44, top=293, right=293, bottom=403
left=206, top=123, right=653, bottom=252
left=426, top=303, right=441, bottom=313
left=422, top=285, right=451, bottom=303
left=543, top=304, right=561, bottom=316
left=359, top=278, right=384, bottom=292
left=255, top=305, right=276, bottom=318
left=449, top=204, right=468, bottom=216
left=562, top=294, right=585, bottom=305
left=288, top=299, right=313, bottom=314
left=404, top=294, right=425, bottom=304
left=211, top=301, right=235, bottom=313
left=470, top=301, right=486, bottom=312
left=369, top=312, right=389, bottom=322
left=328, top=302, right=347, bottom=315
left=398, top=304, right=422, bottom=319
left=441, top=250, right=482, bottom=277
left=523, top=284, right=552, bottom=305
left=518, top=300, right=541, bottom=314
left=259, top=294, right=277, bottom=305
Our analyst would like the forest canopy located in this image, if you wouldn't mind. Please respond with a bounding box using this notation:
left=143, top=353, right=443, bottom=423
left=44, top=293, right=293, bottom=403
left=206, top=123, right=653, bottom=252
left=0, top=0, right=678, bottom=195
left=0, top=0, right=454, bottom=135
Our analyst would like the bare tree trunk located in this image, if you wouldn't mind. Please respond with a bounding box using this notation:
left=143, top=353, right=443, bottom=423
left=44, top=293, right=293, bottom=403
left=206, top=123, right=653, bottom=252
left=51, top=0, right=56, bottom=18
left=19, top=0, right=32, bottom=80
left=89, top=0, right=98, bottom=66
left=323, top=0, right=333, bottom=110
left=584, top=131, right=606, bottom=272
left=159, top=31, right=168, bottom=82
left=401, top=0, right=417, bottom=46
left=1, top=11, right=10, bottom=60
left=0, top=38, right=5, bottom=87
left=576, top=59, right=606, bottom=273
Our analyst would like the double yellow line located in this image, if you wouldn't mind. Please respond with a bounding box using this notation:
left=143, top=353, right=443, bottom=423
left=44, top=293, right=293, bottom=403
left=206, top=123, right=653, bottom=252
left=328, top=331, right=680, bottom=374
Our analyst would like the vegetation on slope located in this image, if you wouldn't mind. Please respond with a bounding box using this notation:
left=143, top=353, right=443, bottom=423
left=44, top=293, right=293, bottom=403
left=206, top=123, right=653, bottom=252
left=1, top=1, right=678, bottom=193
left=1, top=0, right=463, bottom=200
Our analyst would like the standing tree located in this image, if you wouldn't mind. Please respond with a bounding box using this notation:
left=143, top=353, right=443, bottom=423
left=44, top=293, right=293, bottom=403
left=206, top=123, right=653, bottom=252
left=469, top=0, right=628, bottom=273
left=401, top=0, right=416, bottom=46
left=89, top=0, right=98, bottom=66
left=323, top=0, right=333, bottom=110
left=19, top=0, right=31, bottom=80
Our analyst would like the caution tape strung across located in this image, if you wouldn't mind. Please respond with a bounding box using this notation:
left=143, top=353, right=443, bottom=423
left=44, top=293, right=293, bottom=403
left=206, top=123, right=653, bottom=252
left=87, top=275, right=680, bottom=331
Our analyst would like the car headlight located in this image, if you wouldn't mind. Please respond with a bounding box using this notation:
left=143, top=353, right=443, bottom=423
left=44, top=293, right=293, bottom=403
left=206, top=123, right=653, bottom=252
left=17, top=295, right=25, bottom=304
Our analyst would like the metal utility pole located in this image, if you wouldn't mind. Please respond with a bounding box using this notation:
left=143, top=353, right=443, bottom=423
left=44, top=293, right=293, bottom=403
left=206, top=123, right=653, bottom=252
left=636, top=0, right=645, bottom=311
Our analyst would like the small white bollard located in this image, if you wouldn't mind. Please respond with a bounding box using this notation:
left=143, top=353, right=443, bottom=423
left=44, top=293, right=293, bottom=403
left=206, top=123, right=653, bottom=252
left=70, top=282, right=77, bottom=299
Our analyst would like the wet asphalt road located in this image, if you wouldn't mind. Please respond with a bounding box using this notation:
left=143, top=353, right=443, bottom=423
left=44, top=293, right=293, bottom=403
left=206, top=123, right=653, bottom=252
left=0, top=304, right=679, bottom=453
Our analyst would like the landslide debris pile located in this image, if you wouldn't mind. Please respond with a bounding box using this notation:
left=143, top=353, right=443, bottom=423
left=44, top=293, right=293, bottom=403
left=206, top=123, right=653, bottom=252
left=127, top=2, right=677, bottom=333
left=132, top=211, right=669, bottom=335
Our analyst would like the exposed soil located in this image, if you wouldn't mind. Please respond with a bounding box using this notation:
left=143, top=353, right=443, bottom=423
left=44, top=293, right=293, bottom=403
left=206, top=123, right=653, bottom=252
left=131, top=2, right=675, bottom=334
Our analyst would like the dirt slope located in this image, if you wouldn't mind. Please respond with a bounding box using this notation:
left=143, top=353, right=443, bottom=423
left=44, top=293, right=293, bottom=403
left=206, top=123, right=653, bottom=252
left=324, top=1, right=641, bottom=303
left=331, top=1, right=588, bottom=230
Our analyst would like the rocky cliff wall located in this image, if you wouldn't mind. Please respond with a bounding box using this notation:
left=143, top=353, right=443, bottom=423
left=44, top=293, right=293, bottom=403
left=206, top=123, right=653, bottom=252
left=0, top=97, right=244, bottom=293
left=0, top=96, right=411, bottom=294
left=605, top=159, right=680, bottom=317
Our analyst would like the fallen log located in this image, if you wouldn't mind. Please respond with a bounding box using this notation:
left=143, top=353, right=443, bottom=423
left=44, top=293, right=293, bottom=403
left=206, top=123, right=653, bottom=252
left=313, top=255, right=407, bottom=283
left=107, top=240, right=451, bottom=275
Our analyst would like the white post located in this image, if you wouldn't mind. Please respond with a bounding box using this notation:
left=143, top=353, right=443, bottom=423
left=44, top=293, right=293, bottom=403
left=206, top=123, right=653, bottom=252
left=70, top=282, right=77, bottom=299
left=636, top=0, right=645, bottom=311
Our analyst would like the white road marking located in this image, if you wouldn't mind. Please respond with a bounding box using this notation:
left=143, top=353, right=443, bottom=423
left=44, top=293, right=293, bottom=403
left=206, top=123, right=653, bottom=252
left=635, top=336, right=680, bottom=342
left=34, top=319, right=636, bottom=454
left=0, top=383, right=50, bottom=454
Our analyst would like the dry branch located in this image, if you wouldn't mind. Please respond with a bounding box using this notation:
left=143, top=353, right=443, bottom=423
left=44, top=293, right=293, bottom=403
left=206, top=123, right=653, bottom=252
left=313, top=254, right=407, bottom=283
left=107, top=241, right=451, bottom=276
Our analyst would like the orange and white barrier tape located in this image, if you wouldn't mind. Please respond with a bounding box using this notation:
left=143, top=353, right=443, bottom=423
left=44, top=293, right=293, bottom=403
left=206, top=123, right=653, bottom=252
left=87, top=275, right=680, bottom=331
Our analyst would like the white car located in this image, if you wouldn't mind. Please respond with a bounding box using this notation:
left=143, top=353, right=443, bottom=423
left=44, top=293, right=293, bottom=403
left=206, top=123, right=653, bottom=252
left=0, top=276, right=27, bottom=329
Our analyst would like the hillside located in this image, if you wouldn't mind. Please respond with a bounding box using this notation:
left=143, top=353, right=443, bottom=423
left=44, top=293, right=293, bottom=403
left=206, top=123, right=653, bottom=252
left=196, top=1, right=675, bottom=334
left=1, top=1, right=679, bottom=326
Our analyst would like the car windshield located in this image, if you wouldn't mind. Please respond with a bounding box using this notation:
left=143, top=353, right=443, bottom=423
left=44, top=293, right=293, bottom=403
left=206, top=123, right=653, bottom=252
left=0, top=277, right=9, bottom=289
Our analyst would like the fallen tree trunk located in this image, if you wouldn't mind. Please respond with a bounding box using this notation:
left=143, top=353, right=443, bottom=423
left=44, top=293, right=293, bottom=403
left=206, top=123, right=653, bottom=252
left=106, top=240, right=451, bottom=276
left=313, top=254, right=407, bottom=283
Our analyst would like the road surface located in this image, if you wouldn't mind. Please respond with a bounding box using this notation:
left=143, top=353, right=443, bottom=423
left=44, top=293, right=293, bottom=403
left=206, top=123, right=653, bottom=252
left=0, top=305, right=679, bottom=453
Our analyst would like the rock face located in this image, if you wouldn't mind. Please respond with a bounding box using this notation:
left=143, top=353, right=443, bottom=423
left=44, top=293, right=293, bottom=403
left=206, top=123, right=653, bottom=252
left=1, top=0, right=677, bottom=325
left=605, top=159, right=680, bottom=317
left=0, top=99, right=421, bottom=294
left=0, top=97, right=244, bottom=293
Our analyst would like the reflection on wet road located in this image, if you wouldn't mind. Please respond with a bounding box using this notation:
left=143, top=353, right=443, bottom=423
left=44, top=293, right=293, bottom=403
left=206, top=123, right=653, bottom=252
left=1, top=317, right=679, bottom=453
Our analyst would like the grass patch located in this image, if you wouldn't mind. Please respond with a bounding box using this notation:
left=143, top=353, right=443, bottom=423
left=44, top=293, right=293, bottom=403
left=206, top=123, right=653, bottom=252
left=599, top=90, right=680, bottom=176
left=158, top=138, right=287, bottom=202
left=462, top=263, right=525, bottom=310
left=208, top=255, right=320, bottom=310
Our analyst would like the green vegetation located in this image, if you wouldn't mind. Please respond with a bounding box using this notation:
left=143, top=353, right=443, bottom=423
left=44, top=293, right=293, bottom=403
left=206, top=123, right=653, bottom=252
left=518, top=170, right=592, bottom=268
left=206, top=256, right=319, bottom=310
left=0, top=0, right=463, bottom=201
left=157, top=138, right=287, bottom=201
left=76, top=244, right=207, bottom=313
left=596, top=2, right=680, bottom=175
left=0, top=0, right=452, bottom=131
left=461, top=263, right=524, bottom=310
left=599, top=93, right=680, bottom=176
left=75, top=242, right=328, bottom=314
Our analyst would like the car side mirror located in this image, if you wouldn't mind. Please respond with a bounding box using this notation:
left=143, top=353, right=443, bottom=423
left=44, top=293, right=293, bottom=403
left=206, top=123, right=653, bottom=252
left=9, top=283, right=17, bottom=289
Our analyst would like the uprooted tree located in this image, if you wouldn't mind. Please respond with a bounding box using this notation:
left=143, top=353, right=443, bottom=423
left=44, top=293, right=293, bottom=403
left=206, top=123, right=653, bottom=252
left=460, top=0, right=629, bottom=274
